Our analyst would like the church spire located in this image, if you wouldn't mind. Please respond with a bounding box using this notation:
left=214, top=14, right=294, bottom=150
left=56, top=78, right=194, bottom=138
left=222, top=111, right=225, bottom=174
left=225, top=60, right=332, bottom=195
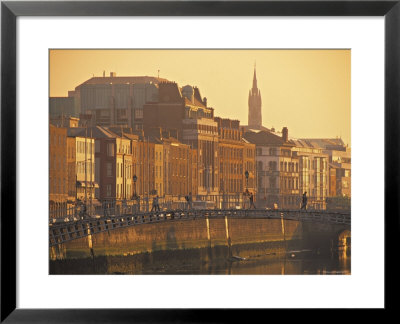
left=248, top=63, right=262, bottom=128
left=252, top=62, right=258, bottom=89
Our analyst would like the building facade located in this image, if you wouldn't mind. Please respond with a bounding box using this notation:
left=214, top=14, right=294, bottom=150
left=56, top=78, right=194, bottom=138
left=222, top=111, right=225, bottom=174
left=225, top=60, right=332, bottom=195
left=66, top=137, right=76, bottom=204
left=244, top=128, right=300, bottom=209
left=242, top=139, right=257, bottom=195
left=49, top=125, right=68, bottom=216
left=291, top=139, right=329, bottom=209
left=49, top=97, right=78, bottom=118
left=50, top=115, right=80, bottom=128
left=72, top=73, right=167, bottom=130
left=143, top=82, right=220, bottom=196
left=301, top=138, right=351, bottom=198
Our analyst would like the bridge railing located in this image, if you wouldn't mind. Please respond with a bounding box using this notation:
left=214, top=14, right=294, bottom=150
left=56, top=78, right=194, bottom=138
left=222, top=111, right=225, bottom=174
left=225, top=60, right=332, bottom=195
left=49, top=208, right=350, bottom=227
left=49, top=197, right=350, bottom=224
left=49, top=208, right=350, bottom=246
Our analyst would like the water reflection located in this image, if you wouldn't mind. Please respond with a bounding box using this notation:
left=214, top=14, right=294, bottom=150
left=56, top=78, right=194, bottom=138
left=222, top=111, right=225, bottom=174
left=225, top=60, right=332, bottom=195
left=50, top=244, right=350, bottom=275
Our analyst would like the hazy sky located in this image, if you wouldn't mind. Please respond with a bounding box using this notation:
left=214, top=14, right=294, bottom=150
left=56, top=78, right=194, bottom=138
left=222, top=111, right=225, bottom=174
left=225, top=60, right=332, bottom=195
left=50, top=49, right=351, bottom=146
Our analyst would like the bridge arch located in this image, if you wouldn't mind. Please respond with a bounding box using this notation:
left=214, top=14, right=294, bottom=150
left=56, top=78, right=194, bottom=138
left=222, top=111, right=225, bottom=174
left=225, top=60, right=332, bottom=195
left=338, top=229, right=351, bottom=247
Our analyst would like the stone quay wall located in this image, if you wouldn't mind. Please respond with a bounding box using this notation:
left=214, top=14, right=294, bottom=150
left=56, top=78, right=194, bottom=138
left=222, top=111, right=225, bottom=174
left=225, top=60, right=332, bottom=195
left=53, top=217, right=303, bottom=259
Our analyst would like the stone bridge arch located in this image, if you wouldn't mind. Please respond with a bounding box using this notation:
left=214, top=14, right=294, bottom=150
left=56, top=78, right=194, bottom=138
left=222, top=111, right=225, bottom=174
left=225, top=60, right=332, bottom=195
left=338, top=229, right=351, bottom=247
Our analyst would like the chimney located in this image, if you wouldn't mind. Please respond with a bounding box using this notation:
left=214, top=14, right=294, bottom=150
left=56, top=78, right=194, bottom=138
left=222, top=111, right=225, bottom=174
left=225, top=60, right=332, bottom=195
left=203, top=97, right=207, bottom=107
left=282, top=127, right=288, bottom=142
left=110, top=72, right=116, bottom=77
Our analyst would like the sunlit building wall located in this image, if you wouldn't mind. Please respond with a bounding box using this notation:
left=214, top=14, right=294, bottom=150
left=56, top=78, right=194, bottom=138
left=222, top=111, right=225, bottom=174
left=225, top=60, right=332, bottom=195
left=143, top=82, right=219, bottom=196
left=291, top=139, right=329, bottom=209
left=243, top=128, right=300, bottom=209
left=75, top=73, right=166, bottom=129
left=49, top=125, right=68, bottom=216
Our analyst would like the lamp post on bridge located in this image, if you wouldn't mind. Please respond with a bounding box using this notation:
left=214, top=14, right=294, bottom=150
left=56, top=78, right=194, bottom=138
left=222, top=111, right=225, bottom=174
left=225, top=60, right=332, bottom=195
left=133, top=174, right=137, bottom=197
left=244, top=170, right=249, bottom=208
left=133, top=174, right=138, bottom=212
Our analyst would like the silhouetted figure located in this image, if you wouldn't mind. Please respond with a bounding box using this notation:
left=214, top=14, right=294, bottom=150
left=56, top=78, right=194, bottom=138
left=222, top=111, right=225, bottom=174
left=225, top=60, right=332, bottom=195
left=249, top=193, right=256, bottom=209
left=103, top=201, right=108, bottom=217
left=188, top=192, right=193, bottom=210
left=80, top=204, right=87, bottom=219
left=301, top=192, right=308, bottom=210
left=151, top=196, right=157, bottom=212
left=243, top=189, right=250, bottom=208
left=155, top=195, right=160, bottom=211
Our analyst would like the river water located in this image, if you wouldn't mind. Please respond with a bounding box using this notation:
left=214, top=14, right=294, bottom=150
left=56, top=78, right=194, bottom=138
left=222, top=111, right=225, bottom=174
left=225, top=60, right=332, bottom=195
left=50, top=243, right=350, bottom=275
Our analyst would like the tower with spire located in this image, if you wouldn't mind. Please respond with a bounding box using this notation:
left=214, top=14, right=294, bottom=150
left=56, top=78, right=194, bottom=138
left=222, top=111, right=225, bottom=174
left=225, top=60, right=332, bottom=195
left=248, top=63, right=262, bottom=128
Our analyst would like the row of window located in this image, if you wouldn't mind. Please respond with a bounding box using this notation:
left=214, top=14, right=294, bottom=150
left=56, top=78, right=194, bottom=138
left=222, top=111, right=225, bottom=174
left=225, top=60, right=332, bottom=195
left=245, top=149, right=254, bottom=158
left=220, top=129, right=241, bottom=141
left=280, top=161, right=299, bottom=173
left=256, top=148, right=278, bottom=156
left=77, top=141, right=94, bottom=154
left=184, top=122, right=218, bottom=133
left=185, top=107, right=213, bottom=120
left=219, top=147, right=243, bottom=160
left=220, top=163, right=244, bottom=175
left=49, top=178, right=67, bottom=195
left=50, top=134, right=66, bottom=147
left=115, top=183, right=132, bottom=199
left=245, top=161, right=254, bottom=173
left=300, top=157, right=327, bottom=171
left=219, top=179, right=243, bottom=192
left=76, top=161, right=93, bottom=176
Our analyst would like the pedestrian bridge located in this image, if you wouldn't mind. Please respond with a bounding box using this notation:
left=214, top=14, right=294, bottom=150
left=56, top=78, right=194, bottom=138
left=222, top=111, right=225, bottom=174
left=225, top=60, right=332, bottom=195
left=49, top=209, right=350, bottom=247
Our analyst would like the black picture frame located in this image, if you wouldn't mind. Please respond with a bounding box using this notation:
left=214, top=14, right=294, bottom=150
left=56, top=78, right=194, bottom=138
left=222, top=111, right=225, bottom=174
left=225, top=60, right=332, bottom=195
left=1, top=0, right=398, bottom=322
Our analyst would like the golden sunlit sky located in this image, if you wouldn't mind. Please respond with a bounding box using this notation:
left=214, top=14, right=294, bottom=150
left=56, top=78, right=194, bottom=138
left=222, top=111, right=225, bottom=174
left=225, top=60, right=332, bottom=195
left=50, top=49, right=351, bottom=146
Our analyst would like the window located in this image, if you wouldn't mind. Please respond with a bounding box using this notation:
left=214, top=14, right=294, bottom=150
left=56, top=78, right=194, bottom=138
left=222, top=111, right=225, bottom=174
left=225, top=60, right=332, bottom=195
left=107, top=143, right=114, bottom=157
left=107, top=163, right=112, bottom=177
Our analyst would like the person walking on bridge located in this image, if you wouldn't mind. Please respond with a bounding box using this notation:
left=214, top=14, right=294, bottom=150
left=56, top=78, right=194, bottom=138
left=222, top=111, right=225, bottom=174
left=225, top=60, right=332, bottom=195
left=133, top=194, right=140, bottom=213
left=151, top=196, right=157, bottom=212
left=188, top=192, right=193, bottom=210
left=103, top=200, right=108, bottom=217
left=155, top=195, right=161, bottom=211
left=300, top=192, right=308, bottom=210
left=249, top=192, right=256, bottom=209
left=185, top=192, right=193, bottom=210
left=151, top=195, right=161, bottom=212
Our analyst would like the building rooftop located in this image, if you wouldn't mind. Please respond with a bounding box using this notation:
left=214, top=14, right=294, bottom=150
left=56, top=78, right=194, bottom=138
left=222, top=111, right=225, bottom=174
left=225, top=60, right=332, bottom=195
left=299, top=138, right=346, bottom=150
left=241, top=125, right=271, bottom=132
left=75, top=76, right=168, bottom=90
left=243, top=130, right=294, bottom=146
left=184, top=96, right=206, bottom=109
left=67, top=126, right=119, bottom=139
